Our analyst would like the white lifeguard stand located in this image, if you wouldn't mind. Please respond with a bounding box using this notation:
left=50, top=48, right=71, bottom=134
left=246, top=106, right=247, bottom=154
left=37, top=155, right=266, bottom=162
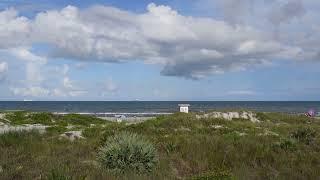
left=115, top=115, right=126, bottom=122
left=178, top=104, right=190, bottom=113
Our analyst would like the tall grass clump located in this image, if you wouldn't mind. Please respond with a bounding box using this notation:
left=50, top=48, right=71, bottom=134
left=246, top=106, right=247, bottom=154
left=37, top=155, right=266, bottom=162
left=97, top=131, right=158, bottom=174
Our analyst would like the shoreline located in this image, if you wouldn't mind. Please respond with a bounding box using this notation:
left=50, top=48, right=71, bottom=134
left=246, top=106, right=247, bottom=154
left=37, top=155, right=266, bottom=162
left=53, top=112, right=173, bottom=116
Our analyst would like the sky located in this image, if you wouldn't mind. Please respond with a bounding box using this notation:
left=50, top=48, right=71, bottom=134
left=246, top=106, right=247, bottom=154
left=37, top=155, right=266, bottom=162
left=0, top=0, right=319, bottom=101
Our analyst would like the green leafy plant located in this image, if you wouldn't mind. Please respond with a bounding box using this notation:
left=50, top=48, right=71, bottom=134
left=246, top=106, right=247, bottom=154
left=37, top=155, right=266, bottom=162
left=97, top=131, right=158, bottom=173
left=290, top=128, right=316, bottom=145
left=164, top=141, right=178, bottom=155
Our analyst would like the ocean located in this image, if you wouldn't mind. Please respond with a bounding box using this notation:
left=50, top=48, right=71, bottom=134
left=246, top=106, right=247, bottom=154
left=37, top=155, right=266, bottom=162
left=0, top=101, right=319, bottom=115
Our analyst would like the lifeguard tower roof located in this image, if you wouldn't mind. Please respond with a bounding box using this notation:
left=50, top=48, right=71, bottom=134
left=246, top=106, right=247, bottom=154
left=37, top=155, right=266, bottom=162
left=178, top=104, right=190, bottom=107
left=178, top=104, right=190, bottom=113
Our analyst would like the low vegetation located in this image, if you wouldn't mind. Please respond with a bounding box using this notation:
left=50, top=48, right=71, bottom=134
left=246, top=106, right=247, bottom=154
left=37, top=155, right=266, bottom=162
left=98, top=131, right=158, bottom=173
left=0, top=111, right=320, bottom=179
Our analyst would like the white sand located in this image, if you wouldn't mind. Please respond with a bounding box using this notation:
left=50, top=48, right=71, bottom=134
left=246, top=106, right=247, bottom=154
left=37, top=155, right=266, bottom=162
left=196, top=111, right=260, bottom=122
left=98, top=116, right=155, bottom=123
left=60, top=131, right=84, bottom=141
left=0, top=124, right=48, bottom=134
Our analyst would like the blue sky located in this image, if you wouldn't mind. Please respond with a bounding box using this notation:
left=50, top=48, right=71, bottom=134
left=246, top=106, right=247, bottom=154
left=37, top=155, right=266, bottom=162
left=0, top=0, right=319, bottom=101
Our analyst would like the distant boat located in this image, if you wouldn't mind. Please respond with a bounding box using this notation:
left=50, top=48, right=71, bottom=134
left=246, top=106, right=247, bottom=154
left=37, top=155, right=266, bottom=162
left=23, top=99, right=33, bottom=101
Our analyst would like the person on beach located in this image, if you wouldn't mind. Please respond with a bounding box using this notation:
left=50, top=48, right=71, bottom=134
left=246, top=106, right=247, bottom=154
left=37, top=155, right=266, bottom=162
left=305, top=109, right=316, bottom=117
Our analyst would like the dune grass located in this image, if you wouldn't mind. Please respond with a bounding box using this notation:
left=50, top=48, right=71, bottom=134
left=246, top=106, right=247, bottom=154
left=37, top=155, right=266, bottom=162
left=0, top=112, right=320, bottom=179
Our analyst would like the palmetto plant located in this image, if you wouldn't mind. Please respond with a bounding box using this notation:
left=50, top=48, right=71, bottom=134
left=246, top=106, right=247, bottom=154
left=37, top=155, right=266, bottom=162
left=97, top=131, right=158, bottom=173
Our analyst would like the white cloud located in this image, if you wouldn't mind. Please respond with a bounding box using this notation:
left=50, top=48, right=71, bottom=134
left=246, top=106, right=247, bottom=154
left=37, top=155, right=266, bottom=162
left=51, top=87, right=87, bottom=98
left=268, top=0, right=306, bottom=26
left=52, top=88, right=67, bottom=97
left=152, top=88, right=170, bottom=98
left=63, top=76, right=73, bottom=89
left=219, top=0, right=254, bottom=25
left=51, top=63, right=88, bottom=97
left=10, top=76, right=87, bottom=98
left=227, top=90, right=257, bottom=96
left=69, top=90, right=87, bottom=97
left=101, top=78, right=118, bottom=96
left=0, top=8, right=31, bottom=48
left=25, top=62, right=44, bottom=84
left=7, top=50, right=85, bottom=98
left=9, top=47, right=47, bottom=63
left=10, top=86, right=50, bottom=97
left=0, top=62, right=8, bottom=73
left=105, top=78, right=118, bottom=92
left=75, top=62, right=87, bottom=69
left=0, top=3, right=318, bottom=79
left=62, top=64, right=69, bottom=75
left=49, top=76, right=86, bottom=97
left=0, top=61, right=8, bottom=81
left=58, top=75, right=87, bottom=97
left=8, top=47, right=47, bottom=85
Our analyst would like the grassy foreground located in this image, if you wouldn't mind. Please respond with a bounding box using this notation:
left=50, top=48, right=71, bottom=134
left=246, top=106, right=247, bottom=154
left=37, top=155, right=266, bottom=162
left=1, top=111, right=320, bottom=179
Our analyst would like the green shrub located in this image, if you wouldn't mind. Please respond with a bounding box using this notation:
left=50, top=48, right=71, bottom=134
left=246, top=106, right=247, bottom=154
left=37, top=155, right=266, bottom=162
left=163, top=141, right=178, bottom=155
left=82, top=127, right=103, bottom=138
left=4, top=112, right=56, bottom=125
left=97, top=131, right=158, bottom=173
left=273, top=138, right=297, bottom=151
left=29, top=112, right=54, bottom=125
left=255, top=112, right=311, bottom=124
left=256, top=112, right=269, bottom=121
left=290, top=128, right=316, bottom=145
left=99, top=123, right=126, bottom=143
left=62, top=114, right=106, bottom=126
left=46, top=126, right=68, bottom=134
left=5, top=111, right=27, bottom=125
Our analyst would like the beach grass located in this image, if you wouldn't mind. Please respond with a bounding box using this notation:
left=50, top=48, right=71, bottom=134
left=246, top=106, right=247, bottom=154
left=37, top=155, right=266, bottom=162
left=1, top=112, right=320, bottom=179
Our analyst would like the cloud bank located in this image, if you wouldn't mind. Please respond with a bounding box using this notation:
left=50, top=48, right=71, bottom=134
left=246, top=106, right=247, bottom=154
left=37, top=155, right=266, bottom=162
left=0, top=2, right=318, bottom=80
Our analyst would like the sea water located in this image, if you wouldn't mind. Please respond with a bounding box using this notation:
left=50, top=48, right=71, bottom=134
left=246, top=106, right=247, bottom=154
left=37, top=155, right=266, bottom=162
left=0, top=101, right=319, bottom=116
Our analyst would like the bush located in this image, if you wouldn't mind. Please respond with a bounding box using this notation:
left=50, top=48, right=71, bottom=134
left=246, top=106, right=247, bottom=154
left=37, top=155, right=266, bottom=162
left=62, top=114, right=105, bottom=126
left=256, top=112, right=269, bottom=121
left=29, top=112, right=54, bottom=125
left=5, top=111, right=27, bottom=125
left=273, top=138, right=297, bottom=151
left=97, top=131, right=158, bottom=173
left=290, top=128, right=316, bottom=145
left=163, top=141, right=178, bottom=155
left=82, top=127, right=103, bottom=138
